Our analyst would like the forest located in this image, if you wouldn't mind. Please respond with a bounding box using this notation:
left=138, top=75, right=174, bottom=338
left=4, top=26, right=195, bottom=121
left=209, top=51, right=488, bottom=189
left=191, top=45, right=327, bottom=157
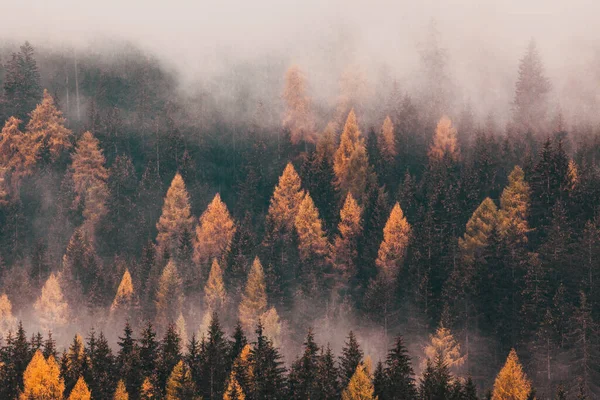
left=0, top=17, right=600, bottom=400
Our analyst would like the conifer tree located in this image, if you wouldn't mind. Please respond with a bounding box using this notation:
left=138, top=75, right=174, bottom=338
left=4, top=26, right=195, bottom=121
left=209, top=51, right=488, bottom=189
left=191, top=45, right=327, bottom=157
left=139, top=377, right=158, bottom=400
left=0, top=293, right=17, bottom=338
left=71, top=131, right=109, bottom=233
left=330, top=193, right=363, bottom=290
left=283, top=65, right=316, bottom=145
left=114, top=380, right=129, bottom=400
left=428, top=116, right=460, bottom=162
left=376, top=202, right=411, bottom=278
left=3, top=42, right=42, bottom=119
left=340, top=331, right=364, bottom=388
left=63, top=334, right=86, bottom=395
left=261, top=306, right=282, bottom=347
left=230, top=343, right=252, bottom=397
left=34, top=273, right=69, bottom=332
left=199, top=312, right=230, bottom=400
left=512, top=40, right=551, bottom=135
left=175, top=313, right=188, bottom=350
left=265, top=162, right=304, bottom=235
left=20, top=350, right=65, bottom=400
left=156, top=173, right=194, bottom=257
left=165, top=360, right=197, bottom=400
left=239, top=257, right=268, bottom=333
left=194, top=193, right=236, bottom=267
left=380, top=335, right=417, bottom=400
left=204, top=258, right=227, bottom=313
left=68, top=377, right=92, bottom=400
left=295, top=192, right=328, bottom=292
left=423, top=321, right=465, bottom=372
left=419, top=354, right=452, bottom=400
left=378, top=116, right=396, bottom=161
left=333, top=109, right=369, bottom=199
left=157, top=323, right=182, bottom=392
left=110, top=269, right=136, bottom=317
left=341, top=363, right=376, bottom=400
left=249, top=322, right=287, bottom=400
left=155, top=260, right=183, bottom=327
left=289, top=329, right=320, bottom=399
left=0, top=116, right=38, bottom=195
left=224, top=370, right=246, bottom=400
left=492, top=349, right=531, bottom=400
left=459, top=197, right=499, bottom=266
left=117, top=322, right=142, bottom=400
left=317, top=344, right=341, bottom=400
left=139, top=321, right=159, bottom=382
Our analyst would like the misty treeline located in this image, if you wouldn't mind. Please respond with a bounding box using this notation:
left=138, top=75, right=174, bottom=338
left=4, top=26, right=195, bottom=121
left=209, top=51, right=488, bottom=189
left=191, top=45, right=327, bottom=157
left=0, top=31, right=599, bottom=400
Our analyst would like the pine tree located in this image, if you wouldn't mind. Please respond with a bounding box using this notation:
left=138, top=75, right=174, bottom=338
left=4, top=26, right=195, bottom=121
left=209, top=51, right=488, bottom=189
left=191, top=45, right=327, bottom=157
left=204, top=258, right=227, bottom=313
left=71, top=131, right=109, bottom=233
left=380, top=335, right=417, bottom=400
left=283, top=65, right=316, bottom=145
left=512, top=40, right=551, bottom=135
left=63, top=334, right=86, bottom=395
left=34, top=273, right=69, bottom=332
left=230, top=343, right=252, bottom=398
left=340, top=331, right=364, bottom=388
left=428, top=116, right=460, bottom=162
left=419, top=354, right=452, bottom=400
left=86, top=331, right=115, bottom=400
left=20, top=349, right=65, bottom=400
left=316, top=344, right=341, bottom=400
left=157, top=323, right=182, bottom=392
left=139, top=321, right=159, bottom=380
left=3, top=42, right=42, bottom=120
left=376, top=202, right=411, bottom=278
left=114, top=380, right=129, bottom=400
left=239, top=257, right=268, bottom=333
left=341, top=363, right=376, bottom=400
left=194, top=193, right=236, bottom=267
left=199, top=312, right=230, bottom=400
left=330, top=193, right=362, bottom=290
left=289, top=329, right=320, bottom=400
left=155, top=260, right=183, bottom=327
left=492, top=349, right=531, bottom=400
left=156, top=173, right=194, bottom=257
left=249, top=322, right=287, bottom=400
left=68, top=377, right=92, bottom=400
left=117, top=322, right=142, bottom=400
left=333, top=109, right=369, bottom=199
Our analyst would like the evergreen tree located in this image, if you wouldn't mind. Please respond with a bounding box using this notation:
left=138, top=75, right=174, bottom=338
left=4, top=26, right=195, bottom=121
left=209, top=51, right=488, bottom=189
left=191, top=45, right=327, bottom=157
left=3, top=42, right=42, bottom=120
left=316, top=344, right=341, bottom=400
left=250, top=322, right=287, bottom=400
left=380, top=335, right=417, bottom=400
left=339, top=331, right=364, bottom=388
left=289, top=329, right=320, bottom=400
left=139, top=321, right=159, bottom=381
left=117, top=322, right=143, bottom=400
left=157, top=323, right=182, bottom=392
left=199, top=312, right=230, bottom=400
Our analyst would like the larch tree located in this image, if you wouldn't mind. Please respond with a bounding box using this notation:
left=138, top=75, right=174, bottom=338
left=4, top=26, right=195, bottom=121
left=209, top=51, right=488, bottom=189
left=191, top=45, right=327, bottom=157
left=110, top=269, right=137, bottom=319
left=155, top=260, right=184, bottom=327
left=0, top=116, right=39, bottom=196
left=512, top=39, right=551, bottom=135
left=378, top=116, right=396, bottom=161
left=239, top=257, right=268, bottom=333
left=224, top=370, right=246, bottom=400
left=26, top=89, right=72, bottom=161
left=428, top=116, right=460, bottom=162
left=458, top=197, right=499, bottom=266
left=20, top=350, right=65, bottom=400
left=193, top=193, right=236, bottom=267
left=330, top=193, right=363, bottom=289
left=71, top=131, right=109, bottom=234
left=295, top=192, right=328, bottom=292
left=156, top=173, right=194, bottom=257
left=265, top=162, right=304, bottom=236
left=341, top=364, right=376, bottom=400
left=34, top=273, right=69, bottom=332
left=423, top=321, right=465, bottom=372
left=204, top=258, right=227, bottom=313
left=376, top=202, right=411, bottom=278
left=113, top=379, right=129, bottom=400
left=498, top=166, right=531, bottom=246
left=0, top=293, right=17, bottom=338
left=261, top=307, right=282, bottom=348
left=492, top=349, right=532, bottom=400
left=176, top=313, right=188, bottom=348
left=282, top=65, right=316, bottom=145
left=69, top=377, right=92, bottom=400
left=333, top=109, right=369, bottom=199
left=139, top=377, right=157, bottom=400
left=165, top=360, right=196, bottom=400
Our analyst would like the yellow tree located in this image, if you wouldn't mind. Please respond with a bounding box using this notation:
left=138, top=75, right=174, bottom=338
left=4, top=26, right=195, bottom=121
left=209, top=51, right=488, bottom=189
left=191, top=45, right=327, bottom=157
left=498, top=166, right=530, bottom=245
left=20, top=350, right=65, bottom=400
left=34, top=273, right=69, bottom=332
left=492, top=349, right=531, bottom=400
left=378, top=116, right=396, bottom=161
left=26, top=89, right=72, bottom=160
left=156, top=173, right=194, bottom=256
left=428, top=116, right=459, bottom=162
left=238, top=257, right=268, bottom=333
left=204, top=258, right=227, bottom=312
left=294, top=192, right=328, bottom=262
left=71, top=131, right=109, bottom=233
left=333, top=109, right=369, bottom=199
left=176, top=313, right=188, bottom=347
left=0, top=116, right=39, bottom=195
left=110, top=268, right=135, bottom=314
left=282, top=65, right=315, bottom=144
left=224, top=370, right=246, bottom=400
left=113, top=379, right=129, bottom=400
left=193, top=193, right=236, bottom=267
left=165, top=360, right=184, bottom=400
left=265, top=163, right=304, bottom=236
left=0, top=293, right=17, bottom=338
left=155, top=260, right=184, bottom=327
left=376, top=202, right=411, bottom=278
left=330, top=193, right=363, bottom=284
left=69, top=377, right=92, bottom=400
left=341, top=363, right=376, bottom=400
left=139, top=377, right=156, bottom=400
left=423, top=322, right=465, bottom=372
left=459, top=197, right=499, bottom=266
left=261, top=306, right=282, bottom=347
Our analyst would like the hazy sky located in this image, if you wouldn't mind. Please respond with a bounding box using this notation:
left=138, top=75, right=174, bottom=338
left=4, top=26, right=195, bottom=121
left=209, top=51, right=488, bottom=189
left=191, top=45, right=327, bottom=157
left=2, top=0, right=599, bottom=124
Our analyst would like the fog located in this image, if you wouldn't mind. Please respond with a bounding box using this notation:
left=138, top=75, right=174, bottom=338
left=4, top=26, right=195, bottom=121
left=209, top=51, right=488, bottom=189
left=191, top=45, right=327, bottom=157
left=2, top=0, right=600, bottom=128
